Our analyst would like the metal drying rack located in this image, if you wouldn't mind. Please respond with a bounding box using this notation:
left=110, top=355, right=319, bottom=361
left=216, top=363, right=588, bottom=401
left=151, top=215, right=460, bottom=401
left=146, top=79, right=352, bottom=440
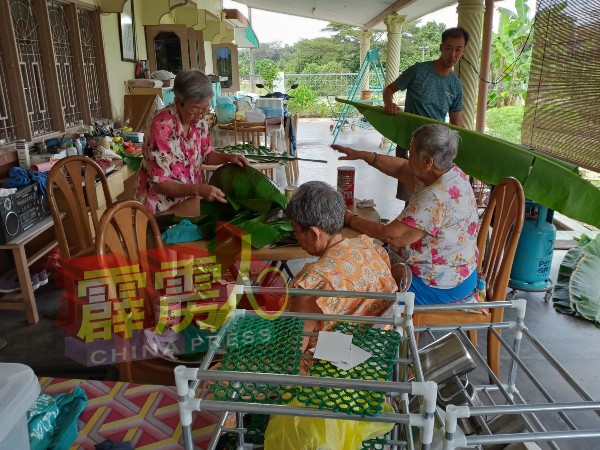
left=174, top=286, right=600, bottom=450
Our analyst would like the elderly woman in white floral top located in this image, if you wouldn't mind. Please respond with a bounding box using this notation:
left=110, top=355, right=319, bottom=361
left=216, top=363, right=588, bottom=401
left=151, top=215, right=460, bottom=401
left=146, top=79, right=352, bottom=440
left=135, top=70, right=248, bottom=216
left=332, top=123, right=479, bottom=305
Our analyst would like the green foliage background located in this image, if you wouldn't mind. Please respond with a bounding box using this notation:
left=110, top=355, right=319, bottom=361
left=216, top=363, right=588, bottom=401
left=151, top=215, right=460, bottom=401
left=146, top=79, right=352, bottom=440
left=239, top=0, right=533, bottom=124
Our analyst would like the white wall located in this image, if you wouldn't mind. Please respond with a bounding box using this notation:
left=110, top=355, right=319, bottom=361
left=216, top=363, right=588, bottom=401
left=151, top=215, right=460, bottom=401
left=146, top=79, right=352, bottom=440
left=100, top=0, right=148, bottom=120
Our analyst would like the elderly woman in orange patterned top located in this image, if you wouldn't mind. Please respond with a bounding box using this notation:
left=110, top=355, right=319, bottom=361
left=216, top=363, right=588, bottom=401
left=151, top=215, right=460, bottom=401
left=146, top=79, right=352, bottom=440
left=284, top=181, right=397, bottom=353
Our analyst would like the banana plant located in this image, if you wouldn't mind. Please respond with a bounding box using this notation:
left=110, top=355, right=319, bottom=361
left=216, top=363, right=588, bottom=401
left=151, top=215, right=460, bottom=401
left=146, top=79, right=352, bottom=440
left=337, top=98, right=600, bottom=228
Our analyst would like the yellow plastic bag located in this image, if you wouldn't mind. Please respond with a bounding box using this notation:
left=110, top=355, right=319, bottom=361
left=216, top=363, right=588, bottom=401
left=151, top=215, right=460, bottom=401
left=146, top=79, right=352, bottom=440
left=264, top=401, right=394, bottom=450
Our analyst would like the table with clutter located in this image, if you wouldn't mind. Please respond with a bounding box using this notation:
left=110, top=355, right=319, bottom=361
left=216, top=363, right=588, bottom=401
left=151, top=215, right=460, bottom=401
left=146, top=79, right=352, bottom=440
left=209, top=120, right=287, bottom=155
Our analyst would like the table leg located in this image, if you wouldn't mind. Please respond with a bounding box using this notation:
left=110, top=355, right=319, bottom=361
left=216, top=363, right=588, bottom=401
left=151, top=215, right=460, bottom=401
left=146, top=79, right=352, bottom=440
left=270, top=260, right=294, bottom=280
left=13, top=246, right=39, bottom=324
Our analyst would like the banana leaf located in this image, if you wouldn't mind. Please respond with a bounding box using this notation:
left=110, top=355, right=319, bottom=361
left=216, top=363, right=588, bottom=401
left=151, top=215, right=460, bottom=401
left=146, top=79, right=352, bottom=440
left=552, top=234, right=591, bottom=316
left=568, top=234, right=600, bottom=326
left=205, top=165, right=288, bottom=211
left=236, top=219, right=281, bottom=249
left=337, top=98, right=600, bottom=228
left=199, top=165, right=291, bottom=250
left=569, top=253, right=600, bottom=326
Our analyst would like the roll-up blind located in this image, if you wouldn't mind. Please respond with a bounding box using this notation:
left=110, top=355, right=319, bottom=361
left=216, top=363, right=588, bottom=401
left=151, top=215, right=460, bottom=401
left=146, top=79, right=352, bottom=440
left=522, top=0, right=600, bottom=171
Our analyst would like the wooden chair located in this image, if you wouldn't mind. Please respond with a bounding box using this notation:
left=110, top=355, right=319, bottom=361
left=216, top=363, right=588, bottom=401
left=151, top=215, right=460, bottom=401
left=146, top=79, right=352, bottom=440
left=47, top=156, right=113, bottom=259
left=95, top=200, right=177, bottom=385
left=234, top=120, right=267, bottom=147
left=284, top=116, right=296, bottom=185
left=412, top=177, right=525, bottom=377
left=284, top=113, right=300, bottom=183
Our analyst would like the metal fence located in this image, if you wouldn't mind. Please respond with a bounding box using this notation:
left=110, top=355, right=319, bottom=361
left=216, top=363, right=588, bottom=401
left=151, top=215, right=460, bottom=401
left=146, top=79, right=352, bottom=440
left=241, top=73, right=359, bottom=97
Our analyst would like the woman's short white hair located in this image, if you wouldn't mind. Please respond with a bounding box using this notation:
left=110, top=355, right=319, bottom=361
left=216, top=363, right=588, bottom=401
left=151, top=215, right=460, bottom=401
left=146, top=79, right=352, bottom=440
left=173, top=70, right=214, bottom=105
left=411, top=124, right=460, bottom=170
left=285, top=181, right=345, bottom=235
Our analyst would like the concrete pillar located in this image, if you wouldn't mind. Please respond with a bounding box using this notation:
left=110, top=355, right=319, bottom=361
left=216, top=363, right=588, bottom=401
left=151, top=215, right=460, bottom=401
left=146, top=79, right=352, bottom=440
left=384, top=14, right=406, bottom=90
left=476, top=0, right=495, bottom=132
left=359, top=30, right=374, bottom=92
left=382, top=14, right=406, bottom=149
left=456, top=0, right=485, bottom=130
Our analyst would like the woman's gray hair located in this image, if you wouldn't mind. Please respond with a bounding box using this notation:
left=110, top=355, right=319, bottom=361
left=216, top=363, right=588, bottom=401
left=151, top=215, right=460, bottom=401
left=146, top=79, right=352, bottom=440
left=285, top=181, right=345, bottom=235
left=411, top=123, right=460, bottom=170
left=173, top=70, right=214, bottom=105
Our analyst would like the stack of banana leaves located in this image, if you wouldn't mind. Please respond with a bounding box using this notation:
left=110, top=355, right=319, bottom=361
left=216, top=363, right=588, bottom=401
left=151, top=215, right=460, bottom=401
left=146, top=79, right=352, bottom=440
left=337, top=99, right=600, bottom=229
left=215, top=143, right=326, bottom=164
left=553, top=233, right=600, bottom=327
left=197, top=164, right=296, bottom=251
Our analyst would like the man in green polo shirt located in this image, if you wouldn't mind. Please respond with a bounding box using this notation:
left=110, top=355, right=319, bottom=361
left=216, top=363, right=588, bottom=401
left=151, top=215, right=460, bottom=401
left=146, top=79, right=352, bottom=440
left=383, top=27, right=468, bottom=200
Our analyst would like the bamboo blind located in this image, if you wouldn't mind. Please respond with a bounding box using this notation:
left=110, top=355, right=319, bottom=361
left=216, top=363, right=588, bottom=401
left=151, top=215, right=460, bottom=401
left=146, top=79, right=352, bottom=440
left=521, top=0, right=600, bottom=172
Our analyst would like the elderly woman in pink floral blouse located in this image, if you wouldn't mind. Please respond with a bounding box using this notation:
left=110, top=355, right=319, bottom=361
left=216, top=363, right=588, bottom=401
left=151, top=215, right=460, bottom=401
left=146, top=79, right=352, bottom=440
left=332, top=124, right=479, bottom=305
left=135, top=70, right=247, bottom=216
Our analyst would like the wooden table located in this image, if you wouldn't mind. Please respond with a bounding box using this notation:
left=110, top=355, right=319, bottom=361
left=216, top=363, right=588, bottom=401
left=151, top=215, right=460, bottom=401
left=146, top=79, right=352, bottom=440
left=211, top=121, right=286, bottom=153
left=0, top=215, right=58, bottom=324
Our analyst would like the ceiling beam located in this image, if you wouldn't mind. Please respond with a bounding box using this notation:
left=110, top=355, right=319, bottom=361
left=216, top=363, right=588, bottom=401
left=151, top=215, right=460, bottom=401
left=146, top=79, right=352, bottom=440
left=363, top=0, right=417, bottom=29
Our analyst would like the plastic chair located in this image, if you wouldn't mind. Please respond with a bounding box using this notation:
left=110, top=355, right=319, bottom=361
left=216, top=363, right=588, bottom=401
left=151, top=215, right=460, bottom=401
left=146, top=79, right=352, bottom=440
left=234, top=120, right=268, bottom=147
left=412, top=177, right=525, bottom=377
left=95, top=200, right=177, bottom=385
left=47, top=156, right=113, bottom=259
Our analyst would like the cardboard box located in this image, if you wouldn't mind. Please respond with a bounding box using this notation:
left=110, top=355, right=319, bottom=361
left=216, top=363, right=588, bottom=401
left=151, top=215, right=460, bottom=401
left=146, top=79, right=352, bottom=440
left=95, top=166, right=125, bottom=209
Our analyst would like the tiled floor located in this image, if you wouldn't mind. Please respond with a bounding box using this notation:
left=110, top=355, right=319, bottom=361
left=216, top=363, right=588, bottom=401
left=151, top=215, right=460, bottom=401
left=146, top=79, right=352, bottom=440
left=1, top=118, right=599, bottom=448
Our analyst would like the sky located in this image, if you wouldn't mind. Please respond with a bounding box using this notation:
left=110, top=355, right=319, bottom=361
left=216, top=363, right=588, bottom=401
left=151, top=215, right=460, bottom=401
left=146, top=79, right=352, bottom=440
left=223, top=0, right=537, bottom=46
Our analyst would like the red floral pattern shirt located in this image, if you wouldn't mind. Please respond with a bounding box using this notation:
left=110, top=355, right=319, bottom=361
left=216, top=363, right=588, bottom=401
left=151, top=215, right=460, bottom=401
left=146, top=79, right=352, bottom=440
left=389, top=165, right=479, bottom=288
left=135, top=105, right=213, bottom=214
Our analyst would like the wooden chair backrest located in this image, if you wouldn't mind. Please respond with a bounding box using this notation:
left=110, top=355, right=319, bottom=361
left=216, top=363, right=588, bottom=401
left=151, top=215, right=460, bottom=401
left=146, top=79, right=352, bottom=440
left=284, top=117, right=292, bottom=157
left=95, top=200, right=164, bottom=261
left=477, top=177, right=525, bottom=302
left=234, top=120, right=267, bottom=147
left=293, top=112, right=299, bottom=135
left=47, top=156, right=113, bottom=259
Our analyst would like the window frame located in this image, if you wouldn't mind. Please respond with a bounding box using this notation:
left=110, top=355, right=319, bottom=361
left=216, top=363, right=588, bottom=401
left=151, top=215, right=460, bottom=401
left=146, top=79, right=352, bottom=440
left=0, top=0, right=112, bottom=152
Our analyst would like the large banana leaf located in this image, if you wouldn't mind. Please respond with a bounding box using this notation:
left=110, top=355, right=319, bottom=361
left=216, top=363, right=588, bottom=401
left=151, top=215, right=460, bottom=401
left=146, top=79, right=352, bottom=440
left=552, top=234, right=592, bottom=316
left=206, top=164, right=288, bottom=210
left=199, top=165, right=293, bottom=249
left=337, top=98, right=600, bottom=228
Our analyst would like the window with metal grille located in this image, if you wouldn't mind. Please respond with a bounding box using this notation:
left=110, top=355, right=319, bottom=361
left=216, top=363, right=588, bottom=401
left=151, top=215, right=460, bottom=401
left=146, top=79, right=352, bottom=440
left=0, top=50, right=17, bottom=145
left=10, top=0, right=53, bottom=136
left=78, top=8, right=102, bottom=121
left=522, top=0, right=600, bottom=172
left=47, top=1, right=80, bottom=128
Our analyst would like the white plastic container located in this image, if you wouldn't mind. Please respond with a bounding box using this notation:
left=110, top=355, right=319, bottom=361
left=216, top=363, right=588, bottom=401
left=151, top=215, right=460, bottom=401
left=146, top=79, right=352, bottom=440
left=0, top=363, right=40, bottom=450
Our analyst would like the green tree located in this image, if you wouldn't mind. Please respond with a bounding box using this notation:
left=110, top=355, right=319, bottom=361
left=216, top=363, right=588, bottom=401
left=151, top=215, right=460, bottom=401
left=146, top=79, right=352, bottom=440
left=292, top=37, right=356, bottom=73
left=393, top=21, right=446, bottom=71
left=238, top=49, right=250, bottom=76
left=254, top=59, right=279, bottom=90
left=488, top=0, right=533, bottom=107
left=318, top=60, right=349, bottom=73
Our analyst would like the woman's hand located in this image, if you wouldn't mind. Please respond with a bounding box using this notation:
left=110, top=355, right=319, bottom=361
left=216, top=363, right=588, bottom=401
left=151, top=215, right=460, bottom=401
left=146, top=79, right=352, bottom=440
left=391, top=263, right=413, bottom=292
left=225, top=153, right=249, bottom=167
left=343, top=209, right=356, bottom=227
left=331, top=144, right=361, bottom=161
left=196, top=184, right=227, bottom=203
